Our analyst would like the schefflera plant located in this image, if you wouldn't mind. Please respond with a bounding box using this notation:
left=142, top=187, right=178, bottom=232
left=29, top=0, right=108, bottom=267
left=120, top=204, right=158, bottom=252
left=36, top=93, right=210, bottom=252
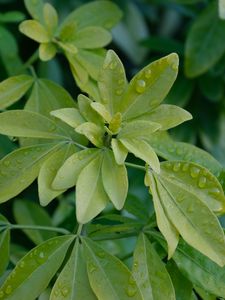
left=51, top=50, right=192, bottom=223
left=19, top=0, right=122, bottom=98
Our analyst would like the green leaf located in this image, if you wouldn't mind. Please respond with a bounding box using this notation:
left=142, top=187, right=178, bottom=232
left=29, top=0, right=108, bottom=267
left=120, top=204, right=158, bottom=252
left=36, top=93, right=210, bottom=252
left=52, top=148, right=100, bottom=190
left=185, top=2, right=225, bottom=77
left=24, top=0, right=44, bottom=23
left=50, top=239, right=97, bottom=300
left=50, top=108, right=85, bottom=128
left=0, top=215, right=10, bottom=276
left=172, top=239, right=225, bottom=298
left=73, top=26, right=111, bottom=49
left=78, top=94, right=103, bottom=126
left=98, top=50, right=128, bottom=114
left=219, top=0, right=225, bottom=19
left=149, top=170, right=225, bottom=266
left=76, top=122, right=104, bottom=148
left=102, top=149, right=128, bottom=209
left=132, top=233, right=175, bottom=300
left=120, top=53, right=179, bottom=120
left=0, top=142, right=60, bottom=203
left=91, top=102, right=112, bottom=123
left=60, top=0, right=122, bottom=31
left=39, top=43, right=57, bottom=61
left=148, top=132, right=222, bottom=176
left=0, top=11, right=25, bottom=23
left=0, top=110, right=68, bottom=140
left=82, top=237, right=143, bottom=300
left=43, top=3, right=58, bottom=35
left=160, top=161, right=225, bottom=215
left=38, top=143, right=77, bottom=206
left=19, top=20, right=50, bottom=43
left=120, top=138, right=160, bottom=173
left=166, top=260, right=193, bottom=300
left=145, top=171, right=179, bottom=258
left=135, top=104, right=192, bottom=130
left=0, top=75, right=34, bottom=109
left=13, top=199, right=56, bottom=245
left=118, top=120, right=161, bottom=140
left=111, top=138, right=128, bottom=165
left=0, top=235, right=75, bottom=300
left=76, top=153, right=109, bottom=224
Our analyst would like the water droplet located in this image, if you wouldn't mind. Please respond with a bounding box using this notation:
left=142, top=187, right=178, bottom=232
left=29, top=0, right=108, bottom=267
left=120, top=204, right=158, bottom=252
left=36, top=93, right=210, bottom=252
left=126, top=285, right=137, bottom=297
left=198, top=176, right=207, bottom=188
left=5, top=285, right=12, bottom=295
left=109, top=61, right=117, bottom=70
left=173, top=162, right=181, bottom=172
left=0, top=291, right=4, bottom=298
left=39, top=251, right=45, bottom=259
left=135, top=79, right=146, bottom=93
left=172, top=63, right=178, bottom=71
left=97, top=251, right=105, bottom=258
left=115, top=89, right=123, bottom=96
left=182, top=163, right=189, bottom=172
left=190, top=167, right=200, bottom=178
left=133, top=261, right=138, bottom=268
left=62, top=287, right=69, bottom=297
left=211, top=187, right=220, bottom=195
left=144, top=69, right=151, bottom=79
left=177, top=196, right=184, bottom=203
left=168, top=146, right=175, bottom=153
left=19, top=261, right=25, bottom=268
left=118, top=78, right=124, bottom=85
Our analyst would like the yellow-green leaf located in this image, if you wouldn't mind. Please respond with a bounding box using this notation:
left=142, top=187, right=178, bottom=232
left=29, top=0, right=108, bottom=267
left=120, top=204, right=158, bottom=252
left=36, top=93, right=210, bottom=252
left=102, top=149, right=128, bottom=209
left=98, top=50, right=128, bottom=115
left=0, top=75, right=34, bottom=109
left=50, top=239, right=97, bottom=300
left=82, top=237, right=143, bottom=300
left=91, top=102, right=112, bottom=123
left=133, top=233, right=176, bottom=300
left=121, top=53, right=179, bottom=120
left=50, top=108, right=85, bottom=128
left=39, top=43, right=57, bottom=61
left=76, top=122, right=104, bottom=148
left=0, top=235, right=75, bottom=300
left=43, top=3, right=58, bottom=35
left=120, top=138, right=160, bottom=173
left=76, top=154, right=109, bottom=223
left=52, top=149, right=100, bottom=190
left=24, top=0, right=44, bottom=23
left=19, top=20, right=50, bottom=43
left=0, top=215, right=10, bottom=276
left=111, top=138, right=128, bottom=165
left=78, top=94, right=103, bottom=125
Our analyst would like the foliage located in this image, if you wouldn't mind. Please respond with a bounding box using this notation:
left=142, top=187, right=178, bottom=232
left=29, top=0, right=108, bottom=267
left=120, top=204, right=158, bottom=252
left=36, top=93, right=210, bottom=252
left=0, top=0, right=225, bottom=299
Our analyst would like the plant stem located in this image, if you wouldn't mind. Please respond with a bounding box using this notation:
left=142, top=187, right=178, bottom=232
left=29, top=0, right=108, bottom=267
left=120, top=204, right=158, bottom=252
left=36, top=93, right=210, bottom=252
left=77, top=224, right=83, bottom=236
left=125, top=162, right=145, bottom=171
left=72, top=141, right=88, bottom=150
left=19, top=49, right=39, bottom=73
left=5, top=224, right=70, bottom=235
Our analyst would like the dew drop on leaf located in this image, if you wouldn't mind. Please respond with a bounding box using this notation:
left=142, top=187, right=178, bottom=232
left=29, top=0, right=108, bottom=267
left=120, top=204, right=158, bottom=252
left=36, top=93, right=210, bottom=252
left=144, top=69, right=151, bottom=79
left=19, top=261, right=25, bottom=268
left=115, top=89, right=123, bottom=96
left=61, top=287, right=70, bottom=297
left=135, top=79, right=146, bottom=93
left=97, top=251, right=105, bottom=258
left=182, top=163, right=189, bottom=172
left=173, top=162, right=181, bottom=171
left=210, top=187, right=220, bottom=195
left=190, top=166, right=200, bottom=178
left=110, top=62, right=117, bottom=70
left=198, top=176, right=207, bottom=188
left=5, top=285, right=12, bottom=295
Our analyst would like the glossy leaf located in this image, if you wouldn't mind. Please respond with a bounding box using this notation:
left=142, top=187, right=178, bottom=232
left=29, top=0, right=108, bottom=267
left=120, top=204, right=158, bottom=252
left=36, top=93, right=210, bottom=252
left=136, top=104, right=192, bottom=130
left=52, top=148, right=100, bottom=190
left=111, top=138, right=128, bottom=165
left=24, top=0, right=44, bottom=23
left=132, top=233, right=175, bottom=300
left=0, top=235, right=75, bottom=300
left=76, top=153, right=109, bottom=224
left=82, top=237, right=143, bottom=300
left=50, top=239, right=97, bottom=300
left=50, top=108, right=85, bottom=128
left=39, top=43, right=57, bottom=61
left=43, top=3, right=58, bottom=35
left=98, top=50, right=128, bottom=115
left=76, top=122, right=104, bottom=148
left=148, top=132, right=222, bottom=176
left=185, top=3, right=225, bottom=77
left=145, top=171, right=179, bottom=258
left=61, top=0, right=122, bottom=31
left=0, top=110, right=68, bottom=140
left=13, top=199, right=56, bottom=245
left=38, top=144, right=77, bottom=206
left=0, top=75, right=34, bottom=109
left=19, top=20, right=50, bottom=43
left=78, top=94, right=103, bottom=126
left=118, top=120, right=161, bottom=140
left=121, top=53, right=179, bottom=120
left=120, top=138, right=160, bottom=173
left=160, top=161, right=225, bottom=215
left=0, top=143, right=59, bottom=203
left=91, top=102, right=112, bottom=123
left=73, top=26, right=111, bottom=49
left=0, top=215, right=10, bottom=276
left=102, top=149, right=128, bottom=209
left=149, top=170, right=225, bottom=266
left=172, top=240, right=225, bottom=298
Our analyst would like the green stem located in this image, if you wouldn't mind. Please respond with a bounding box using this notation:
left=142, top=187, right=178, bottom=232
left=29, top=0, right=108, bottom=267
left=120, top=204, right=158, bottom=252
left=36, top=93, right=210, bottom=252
left=125, top=162, right=145, bottom=171
left=5, top=224, right=70, bottom=235
left=91, top=232, right=139, bottom=241
left=77, top=224, right=83, bottom=236
left=19, top=50, right=39, bottom=73
left=72, top=141, right=88, bottom=150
